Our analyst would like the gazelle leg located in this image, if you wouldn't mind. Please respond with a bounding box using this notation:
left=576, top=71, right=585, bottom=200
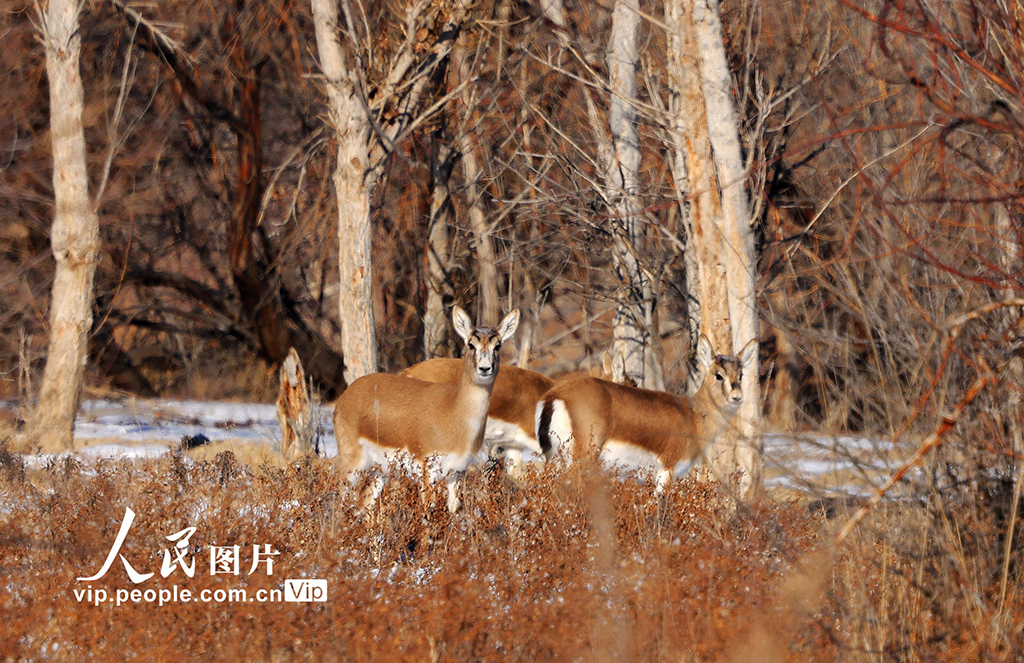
left=363, top=471, right=385, bottom=512
left=655, top=465, right=672, bottom=494
left=446, top=475, right=462, bottom=513
left=504, top=448, right=524, bottom=479
left=418, top=459, right=432, bottom=509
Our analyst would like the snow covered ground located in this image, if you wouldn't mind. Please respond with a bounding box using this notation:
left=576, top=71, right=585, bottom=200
left=4, top=398, right=899, bottom=496
left=73, top=398, right=340, bottom=456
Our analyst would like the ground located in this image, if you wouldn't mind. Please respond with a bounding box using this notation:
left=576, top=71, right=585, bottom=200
left=0, top=400, right=1020, bottom=661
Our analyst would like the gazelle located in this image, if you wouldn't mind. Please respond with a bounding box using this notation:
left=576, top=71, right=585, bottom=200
left=535, top=335, right=757, bottom=491
left=401, top=348, right=635, bottom=475
left=333, top=306, right=520, bottom=512
left=400, top=359, right=552, bottom=466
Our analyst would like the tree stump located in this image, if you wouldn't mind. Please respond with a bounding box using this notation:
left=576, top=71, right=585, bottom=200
left=277, top=348, right=313, bottom=460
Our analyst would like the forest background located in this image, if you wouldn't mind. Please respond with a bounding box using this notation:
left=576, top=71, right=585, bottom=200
left=2, top=0, right=1024, bottom=658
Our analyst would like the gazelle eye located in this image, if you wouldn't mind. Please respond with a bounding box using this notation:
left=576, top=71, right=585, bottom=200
left=716, top=373, right=724, bottom=382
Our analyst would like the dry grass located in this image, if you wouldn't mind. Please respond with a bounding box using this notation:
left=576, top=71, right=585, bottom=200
left=0, top=439, right=1020, bottom=662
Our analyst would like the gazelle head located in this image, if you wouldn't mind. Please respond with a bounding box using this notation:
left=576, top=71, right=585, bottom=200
left=452, top=307, right=521, bottom=385
left=691, top=335, right=757, bottom=412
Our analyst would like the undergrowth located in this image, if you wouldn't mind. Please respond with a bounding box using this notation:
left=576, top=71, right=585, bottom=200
left=0, top=443, right=1020, bottom=661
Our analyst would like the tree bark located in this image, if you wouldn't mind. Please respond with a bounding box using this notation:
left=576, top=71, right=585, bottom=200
left=454, top=33, right=500, bottom=326
left=312, top=0, right=378, bottom=382
left=693, top=0, right=760, bottom=497
left=112, top=0, right=348, bottom=397
left=24, top=0, right=99, bottom=452
left=606, top=0, right=662, bottom=389
left=277, top=347, right=314, bottom=459
left=424, top=130, right=456, bottom=357
left=668, top=0, right=761, bottom=498
left=227, top=47, right=291, bottom=365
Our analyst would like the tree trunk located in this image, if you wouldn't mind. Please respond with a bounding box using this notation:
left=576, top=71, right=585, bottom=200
left=24, top=0, right=99, bottom=452
left=424, top=130, right=456, bottom=357
left=666, top=0, right=705, bottom=363
left=312, top=0, right=378, bottom=382
left=669, top=0, right=761, bottom=498
left=454, top=40, right=500, bottom=326
left=693, top=0, right=760, bottom=498
left=227, top=50, right=290, bottom=365
left=111, top=1, right=348, bottom=397
left=277, top=347, right=314, bottom=459
left=606, top=0, right=662, bottom=389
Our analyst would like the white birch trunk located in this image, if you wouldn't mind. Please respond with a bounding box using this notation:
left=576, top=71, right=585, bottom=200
left=668, top=0, right=761, bottom=497
left=25, top=0, right=99, bottom=452
left=312, top=0, right=378, bottom=381
left=606, top=0, right=663, bottom=389
left=692, top=0, right=760, bottom=497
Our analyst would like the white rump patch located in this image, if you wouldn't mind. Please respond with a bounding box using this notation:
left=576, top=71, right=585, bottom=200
left=537, top=399, right=574, bottom=465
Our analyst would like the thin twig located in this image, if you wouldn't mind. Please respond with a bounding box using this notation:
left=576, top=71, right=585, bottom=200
left=835, top=365, right=992, bottom=544
left=94, top=22, right=138, bottom=207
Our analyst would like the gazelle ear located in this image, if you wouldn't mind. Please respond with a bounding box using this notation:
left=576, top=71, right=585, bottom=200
left=695, top=335, right=714, bottom=374
left=601, top=351, right=613, bottom=375
left=452, top=306, right=474, bottom=343
left=687, top=335, right=714, bottom=394
left=738, top=338, right=758, bottom=372
left=497, top=309, right=521, bottom=342
left=611, top=350, right=627, bottom=384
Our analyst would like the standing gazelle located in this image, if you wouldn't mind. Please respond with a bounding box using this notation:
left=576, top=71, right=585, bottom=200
left=536, top=335, right=757, bottom=492
left=400, top=348, right=635, bottom=475
left=333, top=306, right=520, bottom=512
left=400, top=360, right=551, bottom=467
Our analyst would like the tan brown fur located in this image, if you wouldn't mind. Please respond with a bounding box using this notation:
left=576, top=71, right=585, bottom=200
left=400, top=358, right=553, bottom=454
left=333, top=307, right=520, bottom=511
left=538, top=336, right=756, bottom=490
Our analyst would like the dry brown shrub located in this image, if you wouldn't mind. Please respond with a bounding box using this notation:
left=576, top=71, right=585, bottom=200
left=0, top=443, right=1020, bottom=661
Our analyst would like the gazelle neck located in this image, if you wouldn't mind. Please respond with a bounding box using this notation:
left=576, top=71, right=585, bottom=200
left=455, top=348, right=496, bottom=451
